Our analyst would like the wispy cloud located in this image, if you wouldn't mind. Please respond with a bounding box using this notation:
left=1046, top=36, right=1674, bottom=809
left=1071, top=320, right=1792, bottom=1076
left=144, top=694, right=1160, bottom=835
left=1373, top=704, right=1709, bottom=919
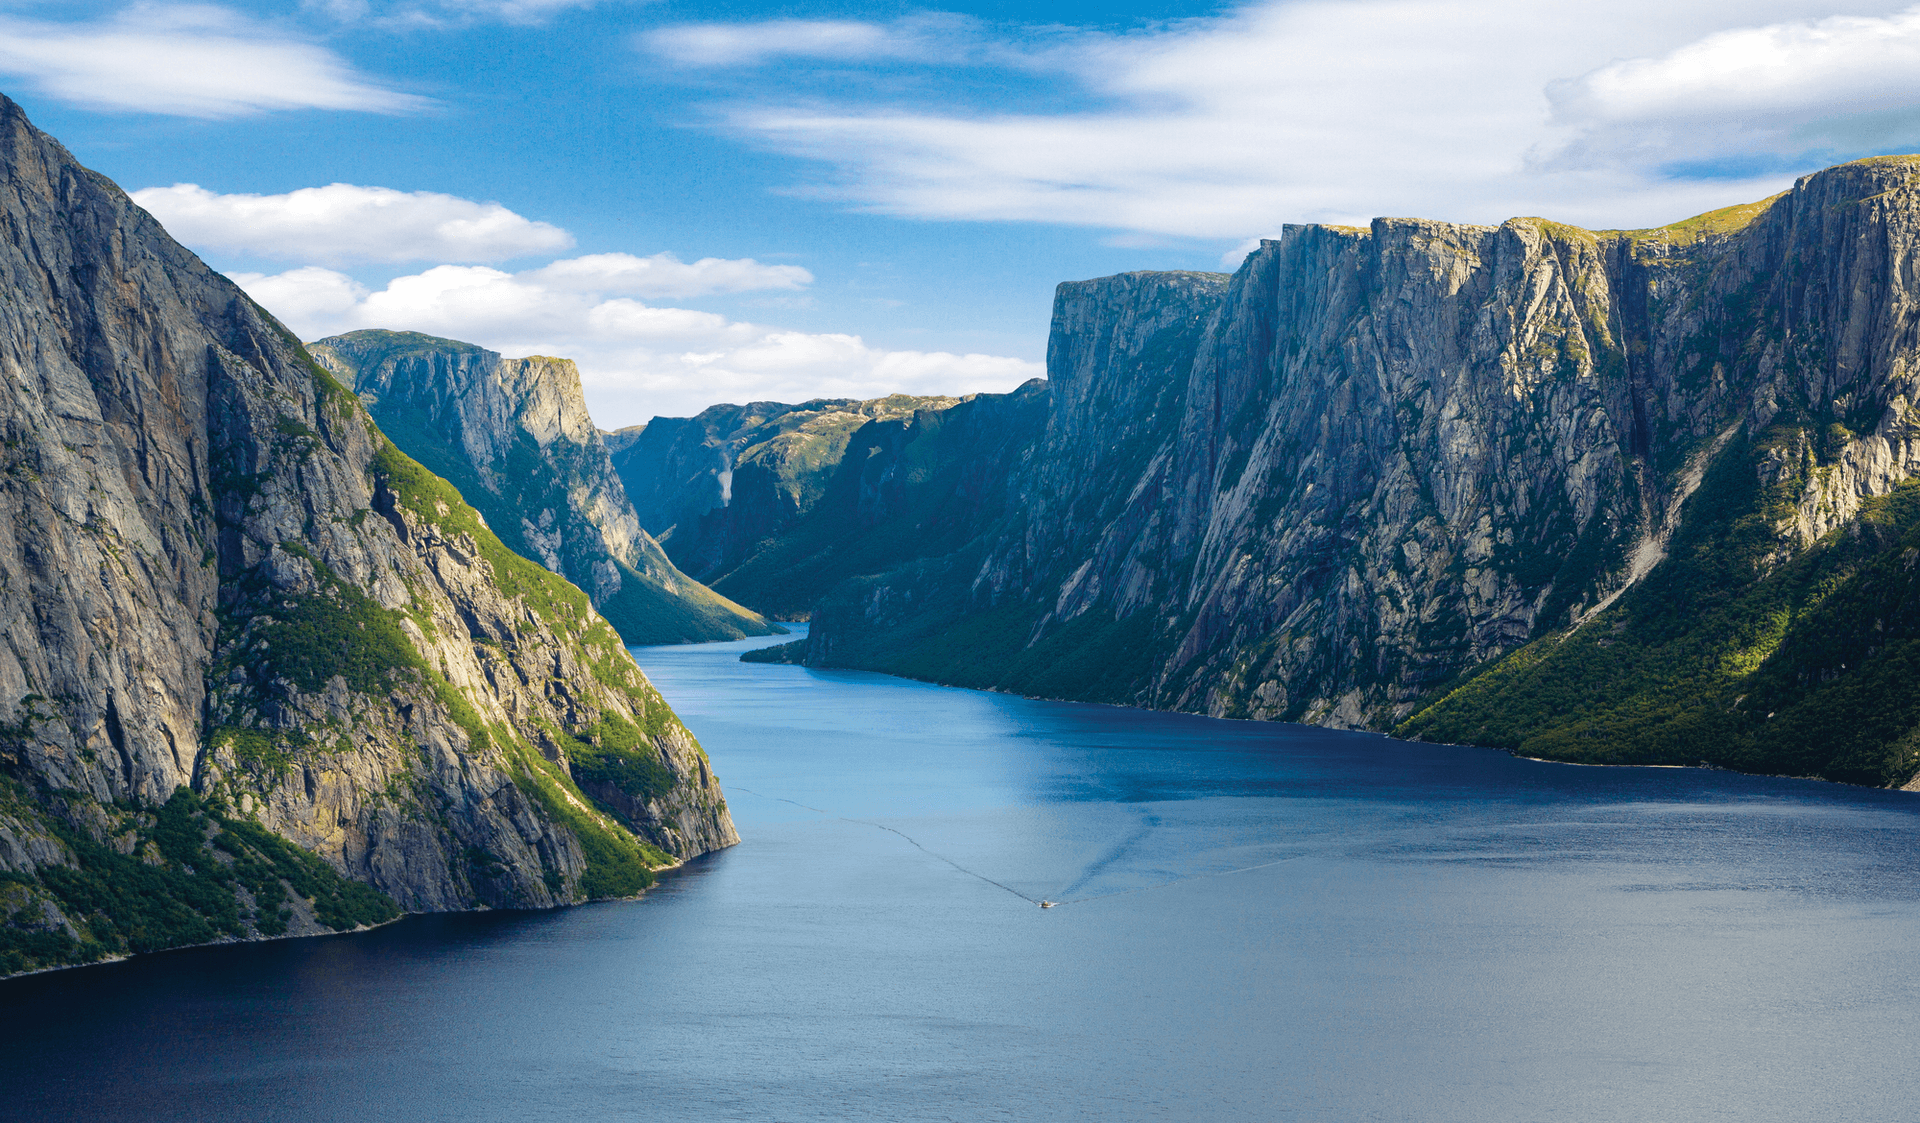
left=641, top=1, right=1910, bottom=237
left=131, top=183, right=571, bottom=265
left=235, top=263, right=1035, bottom=422
left=307, top=0, right=626, bottom=30
left=644, top=14, right=991, bottom=67
left=523, top=252, right=813, bottom=298
left=0, top=5, right=430, bottom=117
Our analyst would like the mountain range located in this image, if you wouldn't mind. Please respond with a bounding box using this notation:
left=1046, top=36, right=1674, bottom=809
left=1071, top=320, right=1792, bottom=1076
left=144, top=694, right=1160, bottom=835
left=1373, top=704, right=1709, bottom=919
left=8, top=87, right=1920, bottom=978
left=669, top=159, right=1920, bottom=791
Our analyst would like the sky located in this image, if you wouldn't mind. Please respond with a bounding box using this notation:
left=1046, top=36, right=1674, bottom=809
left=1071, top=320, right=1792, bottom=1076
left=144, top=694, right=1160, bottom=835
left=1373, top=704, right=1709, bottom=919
left=7, top=1, right=1920, bottom=424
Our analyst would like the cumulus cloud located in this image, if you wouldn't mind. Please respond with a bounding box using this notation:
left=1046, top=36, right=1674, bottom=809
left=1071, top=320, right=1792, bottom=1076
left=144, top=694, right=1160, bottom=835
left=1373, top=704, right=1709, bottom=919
left=1546, top=6, right=1920, bottom=168
left=131, top=183, right=573, bottom=265
left=0, top=5, right=430, bottom=117
left=232, top=264, right=1034, bottom=423
left=645, top=1, right=1896, bottom=235
left=522, top=252, right=813, bottom=297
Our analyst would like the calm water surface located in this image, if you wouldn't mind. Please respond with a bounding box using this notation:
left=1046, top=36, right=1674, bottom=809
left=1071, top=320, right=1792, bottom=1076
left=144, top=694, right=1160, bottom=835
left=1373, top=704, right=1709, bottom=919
left=5, top=627, right=1920, bottom=1121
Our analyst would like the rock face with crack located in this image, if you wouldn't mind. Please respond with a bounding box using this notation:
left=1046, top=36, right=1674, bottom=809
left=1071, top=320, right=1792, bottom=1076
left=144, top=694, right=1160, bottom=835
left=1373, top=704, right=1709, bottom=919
left=309, top=330, right=775, bottom=646
left=0, top=94, right=735, bottom=976
left=799, top=157, right=1920, bottom=785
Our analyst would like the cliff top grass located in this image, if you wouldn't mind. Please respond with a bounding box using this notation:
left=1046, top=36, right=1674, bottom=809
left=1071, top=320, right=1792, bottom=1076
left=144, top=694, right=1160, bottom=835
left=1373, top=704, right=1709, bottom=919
left=1836, top=153, right=1920, bottom=170
left=1297, top=189, right=1790, bottom=254
left=1597, top=192, right=1788, bottom=248
left=312, top=328, right=489, bottom=359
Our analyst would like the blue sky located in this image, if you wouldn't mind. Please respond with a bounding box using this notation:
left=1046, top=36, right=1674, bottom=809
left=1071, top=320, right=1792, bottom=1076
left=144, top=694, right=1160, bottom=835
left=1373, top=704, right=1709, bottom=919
left=7, top=0, right=1920, bottom=423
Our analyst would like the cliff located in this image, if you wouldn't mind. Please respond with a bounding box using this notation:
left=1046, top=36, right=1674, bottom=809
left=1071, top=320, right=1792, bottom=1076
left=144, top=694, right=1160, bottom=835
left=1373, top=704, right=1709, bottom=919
left=801, top=157, right=1920, bottom=787
left=717, top=382, right=1050, bottom=621
left=308, top=330, right=776, bottom=646
left=0, top=95, right=735, bottom=977
left=607, top=393, right=964, bottom=594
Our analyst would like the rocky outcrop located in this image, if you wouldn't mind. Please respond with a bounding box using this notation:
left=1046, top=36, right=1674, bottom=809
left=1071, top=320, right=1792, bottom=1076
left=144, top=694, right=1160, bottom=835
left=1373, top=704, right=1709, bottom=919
left=309, top=330, right=775, bottom=646
left=801, top=157, right=1920, bottom=786
left=607, top=394, right=964, bottom=591
left=0, top=94, right=734, bottom=976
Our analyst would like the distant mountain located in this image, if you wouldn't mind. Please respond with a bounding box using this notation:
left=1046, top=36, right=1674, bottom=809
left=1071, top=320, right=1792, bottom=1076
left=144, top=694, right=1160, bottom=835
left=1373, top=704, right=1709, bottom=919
left=309, top=331, right=777, bottom=646
left=604, top=394, right=966, bottom=595
left=0, top=94, right=734, bottom=977
left=736, top=158, right=1920, bottom=789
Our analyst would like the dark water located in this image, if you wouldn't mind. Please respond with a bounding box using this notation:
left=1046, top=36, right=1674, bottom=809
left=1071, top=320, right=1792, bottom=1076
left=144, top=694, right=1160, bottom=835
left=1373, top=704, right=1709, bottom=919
left=6, top=628, right=1920, bottom=1121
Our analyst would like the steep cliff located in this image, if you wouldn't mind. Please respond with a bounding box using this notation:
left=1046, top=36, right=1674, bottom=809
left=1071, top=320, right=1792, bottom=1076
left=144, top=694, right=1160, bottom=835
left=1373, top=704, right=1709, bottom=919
left=0, top=95, right=734, bottom=977
left=803, top=157, right=1920, bottom=787
left=721, top=381, right=1049, bottom=621
left=607, top=394, right=963, bottom=593
left=309, top=330, right=775, bottom=646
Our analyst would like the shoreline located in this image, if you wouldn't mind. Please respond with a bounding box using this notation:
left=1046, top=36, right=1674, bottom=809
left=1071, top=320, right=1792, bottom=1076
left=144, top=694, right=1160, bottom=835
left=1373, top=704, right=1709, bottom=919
left=0, top=840, right=732, bottom=985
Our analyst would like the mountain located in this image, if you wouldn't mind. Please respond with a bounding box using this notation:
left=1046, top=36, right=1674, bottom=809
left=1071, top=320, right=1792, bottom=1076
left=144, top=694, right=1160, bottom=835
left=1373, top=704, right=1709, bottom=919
left=784, top=157, right=1920, bottom=788
left=605, top=394, right=965, bottom=594
left=0, top=95, right=734, bottom=977
left=308, top=330, right=777, bottom=646
left=721, top=381, right=1049, bottom=622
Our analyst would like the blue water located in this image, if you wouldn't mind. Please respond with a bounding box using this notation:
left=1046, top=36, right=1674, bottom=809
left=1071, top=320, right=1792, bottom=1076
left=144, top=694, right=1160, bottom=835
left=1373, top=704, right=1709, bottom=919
left=5, top=626, right=1920, bottom=1121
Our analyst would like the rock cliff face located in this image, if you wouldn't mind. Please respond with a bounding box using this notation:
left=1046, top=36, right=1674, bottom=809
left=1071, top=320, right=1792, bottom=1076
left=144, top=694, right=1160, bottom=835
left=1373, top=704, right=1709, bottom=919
left=0, top=95, right=734, bottom=976
left=607, top=394, right=963, bottom=591
left=802, top=156, right=1920, bottom=786
left=309, top=331, right=774, bottom=646
left=719, top=382, right=1049, bottom=621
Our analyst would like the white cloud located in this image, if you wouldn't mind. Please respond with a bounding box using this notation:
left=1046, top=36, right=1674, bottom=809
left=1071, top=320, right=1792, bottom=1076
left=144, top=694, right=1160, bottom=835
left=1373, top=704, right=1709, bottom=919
left=0, top=5, right=430, bottom=117
left=647, top=19, right=908, bottom=66
left=234, top=263, right=1036, bottom=423
left=306, top=0, right=615, bottom=29
left=523, top=252, right=813, bottom=297
left=131, top=183, right=573, bottom=265
left=647, top=1, right=1891, bottom=236
left=1546, top=7, right=1920, bottom=168
left=644, top=15, right=988, bottom=67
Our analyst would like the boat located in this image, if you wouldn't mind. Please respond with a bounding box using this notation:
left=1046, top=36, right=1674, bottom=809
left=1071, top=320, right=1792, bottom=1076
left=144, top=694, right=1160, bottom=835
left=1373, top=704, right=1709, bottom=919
left=1039, top=900, right=1055, bottom=908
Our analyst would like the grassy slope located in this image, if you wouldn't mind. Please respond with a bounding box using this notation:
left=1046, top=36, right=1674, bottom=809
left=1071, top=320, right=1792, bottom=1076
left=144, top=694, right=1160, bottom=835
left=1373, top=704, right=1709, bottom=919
left=367, top=438, right=680, bottom=889
left=363, top=387, right=772, bottom=645
left=0, top=785, right=401, bottom=977
left=1401, top=426, right=1920, bottom=787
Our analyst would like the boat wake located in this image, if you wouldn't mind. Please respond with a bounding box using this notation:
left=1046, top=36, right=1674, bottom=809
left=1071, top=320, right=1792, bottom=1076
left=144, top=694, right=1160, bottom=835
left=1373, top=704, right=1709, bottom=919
left=730, top=787, right=1299, bottom=909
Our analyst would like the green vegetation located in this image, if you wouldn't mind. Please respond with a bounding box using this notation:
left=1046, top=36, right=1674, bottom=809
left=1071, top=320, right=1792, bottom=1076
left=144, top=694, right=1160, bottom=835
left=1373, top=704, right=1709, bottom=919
left=363, top=437, right=683, bottom=898
left=344, top=342, right=771, bottom=646
left=248, top=545, right=419, bottom=697
left=1403, top=428, right=1920, bottom=786
left=739, top=639, right=806, bottom=664
left=567, top=711, right=675, bottom=804
left=214, top=537, right=491, bottom=752
left=1598, top=193, right=1788, bottom=250
left=715, top=386, right=1048, bottom=618
left=815, top=577, right=1165, bottom=707
left=596, top=557, right=778, bottom=645
left=0, top=788, right=399, bottom=976
left=503, top=734, right=663, bottom=899
left=372, top=436, right=594, bottom=630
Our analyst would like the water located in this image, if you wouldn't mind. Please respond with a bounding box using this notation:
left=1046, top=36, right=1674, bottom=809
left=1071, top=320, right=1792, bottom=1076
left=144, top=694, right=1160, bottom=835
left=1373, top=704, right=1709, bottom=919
left=5, top=627, right=1920, bottom=1121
